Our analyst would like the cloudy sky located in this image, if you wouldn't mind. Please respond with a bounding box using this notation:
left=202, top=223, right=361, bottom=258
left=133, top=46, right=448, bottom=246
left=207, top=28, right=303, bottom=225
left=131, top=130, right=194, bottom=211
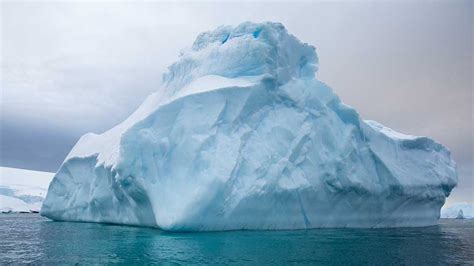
left=1, top=1, right=472, bottom=204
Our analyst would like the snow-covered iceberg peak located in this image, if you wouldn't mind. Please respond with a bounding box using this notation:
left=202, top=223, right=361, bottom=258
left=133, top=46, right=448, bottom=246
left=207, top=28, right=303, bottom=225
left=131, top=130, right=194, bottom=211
left=41, top=22, right=457, bottom=231
left=163, top=22, right=318, bottom=94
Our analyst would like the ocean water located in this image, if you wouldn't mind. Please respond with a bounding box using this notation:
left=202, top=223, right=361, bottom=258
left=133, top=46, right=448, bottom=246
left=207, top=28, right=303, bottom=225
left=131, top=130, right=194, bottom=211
left=1, top=214, right=473, bottom=264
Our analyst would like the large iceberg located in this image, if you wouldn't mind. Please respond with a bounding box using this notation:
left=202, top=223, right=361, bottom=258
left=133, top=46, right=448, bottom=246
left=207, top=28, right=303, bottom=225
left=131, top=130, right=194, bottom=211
left=41, top=22, right=457, bottom=230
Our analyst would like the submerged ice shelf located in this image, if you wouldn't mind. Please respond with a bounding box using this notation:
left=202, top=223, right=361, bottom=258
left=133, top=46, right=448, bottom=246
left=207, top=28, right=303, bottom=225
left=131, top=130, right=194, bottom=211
left=41, top=22, right=457, bottom=230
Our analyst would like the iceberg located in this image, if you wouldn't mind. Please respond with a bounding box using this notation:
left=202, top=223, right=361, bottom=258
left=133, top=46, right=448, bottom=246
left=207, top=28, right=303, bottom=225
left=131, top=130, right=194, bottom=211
left=441, top=203, right=474, bottom=219
left=41, top=22, right=457, bottom=230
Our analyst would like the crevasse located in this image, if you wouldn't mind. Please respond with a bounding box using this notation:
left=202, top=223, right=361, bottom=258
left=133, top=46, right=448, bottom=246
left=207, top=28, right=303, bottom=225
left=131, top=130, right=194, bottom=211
left=41, top=22, right=457, bottom=231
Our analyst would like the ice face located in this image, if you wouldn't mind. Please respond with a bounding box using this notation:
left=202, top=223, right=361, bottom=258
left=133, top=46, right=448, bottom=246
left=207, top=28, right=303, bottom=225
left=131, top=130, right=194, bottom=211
left=41, top=22, right=458, bottom=230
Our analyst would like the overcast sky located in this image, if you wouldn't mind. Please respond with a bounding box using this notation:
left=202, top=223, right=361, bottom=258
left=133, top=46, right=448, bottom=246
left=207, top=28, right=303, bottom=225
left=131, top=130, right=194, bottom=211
left=1, top=1, right=472, bottom=204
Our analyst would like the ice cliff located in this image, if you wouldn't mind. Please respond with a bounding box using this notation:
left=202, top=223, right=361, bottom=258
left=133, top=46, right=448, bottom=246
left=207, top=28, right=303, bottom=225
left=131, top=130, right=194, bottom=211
left=41, top=22, right=458, bottom=230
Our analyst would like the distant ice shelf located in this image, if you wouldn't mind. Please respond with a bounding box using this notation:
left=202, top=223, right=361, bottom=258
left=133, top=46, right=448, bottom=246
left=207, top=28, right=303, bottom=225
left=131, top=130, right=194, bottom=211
left=41, top=22, right=458, bottom=231
left=0, top=167, right=54, bottom=212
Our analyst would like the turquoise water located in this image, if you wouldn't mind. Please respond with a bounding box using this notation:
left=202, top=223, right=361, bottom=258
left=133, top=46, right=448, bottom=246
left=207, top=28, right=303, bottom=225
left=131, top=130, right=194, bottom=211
left=1, top=214, right=473, bottom=264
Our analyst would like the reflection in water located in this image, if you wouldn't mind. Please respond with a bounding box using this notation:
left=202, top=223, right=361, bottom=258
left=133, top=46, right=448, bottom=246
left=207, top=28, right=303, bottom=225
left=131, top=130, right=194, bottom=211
left=1, top=214, right=473, bottom=264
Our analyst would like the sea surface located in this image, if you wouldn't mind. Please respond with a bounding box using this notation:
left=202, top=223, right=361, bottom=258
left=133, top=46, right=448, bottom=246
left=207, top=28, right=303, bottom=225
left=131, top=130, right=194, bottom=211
left=1, top=214, right=473, bottom=264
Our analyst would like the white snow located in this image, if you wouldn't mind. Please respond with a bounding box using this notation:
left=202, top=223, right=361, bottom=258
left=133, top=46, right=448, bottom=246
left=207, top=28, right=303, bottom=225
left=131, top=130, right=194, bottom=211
left=0, top=195, right=34, bottom=212
left=0, top=167, right=54, bottom=212
left=365, top=120, right=418, bottom=140
left=441, top=202, right=474, bottom=219
left=41, top=22, right=458, bottom=230
left=175, top=75, right=261, bottom=99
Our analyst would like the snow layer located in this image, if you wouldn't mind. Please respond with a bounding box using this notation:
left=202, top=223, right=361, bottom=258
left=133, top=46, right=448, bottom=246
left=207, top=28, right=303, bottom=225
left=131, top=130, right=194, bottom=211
left=0, top=167, right=54, bottom=212
left=441, top=202, right=474, bottom=219
left=41, top=22, right=457, bottom=230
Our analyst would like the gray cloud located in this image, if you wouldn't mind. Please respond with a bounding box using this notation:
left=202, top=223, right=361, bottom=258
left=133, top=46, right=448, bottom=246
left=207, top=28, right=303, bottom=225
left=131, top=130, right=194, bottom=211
left=1, top=1, right=472, bottom=204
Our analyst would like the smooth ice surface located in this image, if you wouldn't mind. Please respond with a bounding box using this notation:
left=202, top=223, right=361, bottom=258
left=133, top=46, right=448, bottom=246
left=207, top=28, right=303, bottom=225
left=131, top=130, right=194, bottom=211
left=441, top=203, right=474, bottom=219
left=0, top=167, right=54, bottom=212
left=41, top=22, right=458, bottom=230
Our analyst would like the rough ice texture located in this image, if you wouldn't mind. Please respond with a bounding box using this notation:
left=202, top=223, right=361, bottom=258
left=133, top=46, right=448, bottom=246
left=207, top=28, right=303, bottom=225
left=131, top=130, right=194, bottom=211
left=0, top=167, right=54, bottom=212
left=441, top=203, right=474, bottom=219
left=41, top=22, right=457, bottom=230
